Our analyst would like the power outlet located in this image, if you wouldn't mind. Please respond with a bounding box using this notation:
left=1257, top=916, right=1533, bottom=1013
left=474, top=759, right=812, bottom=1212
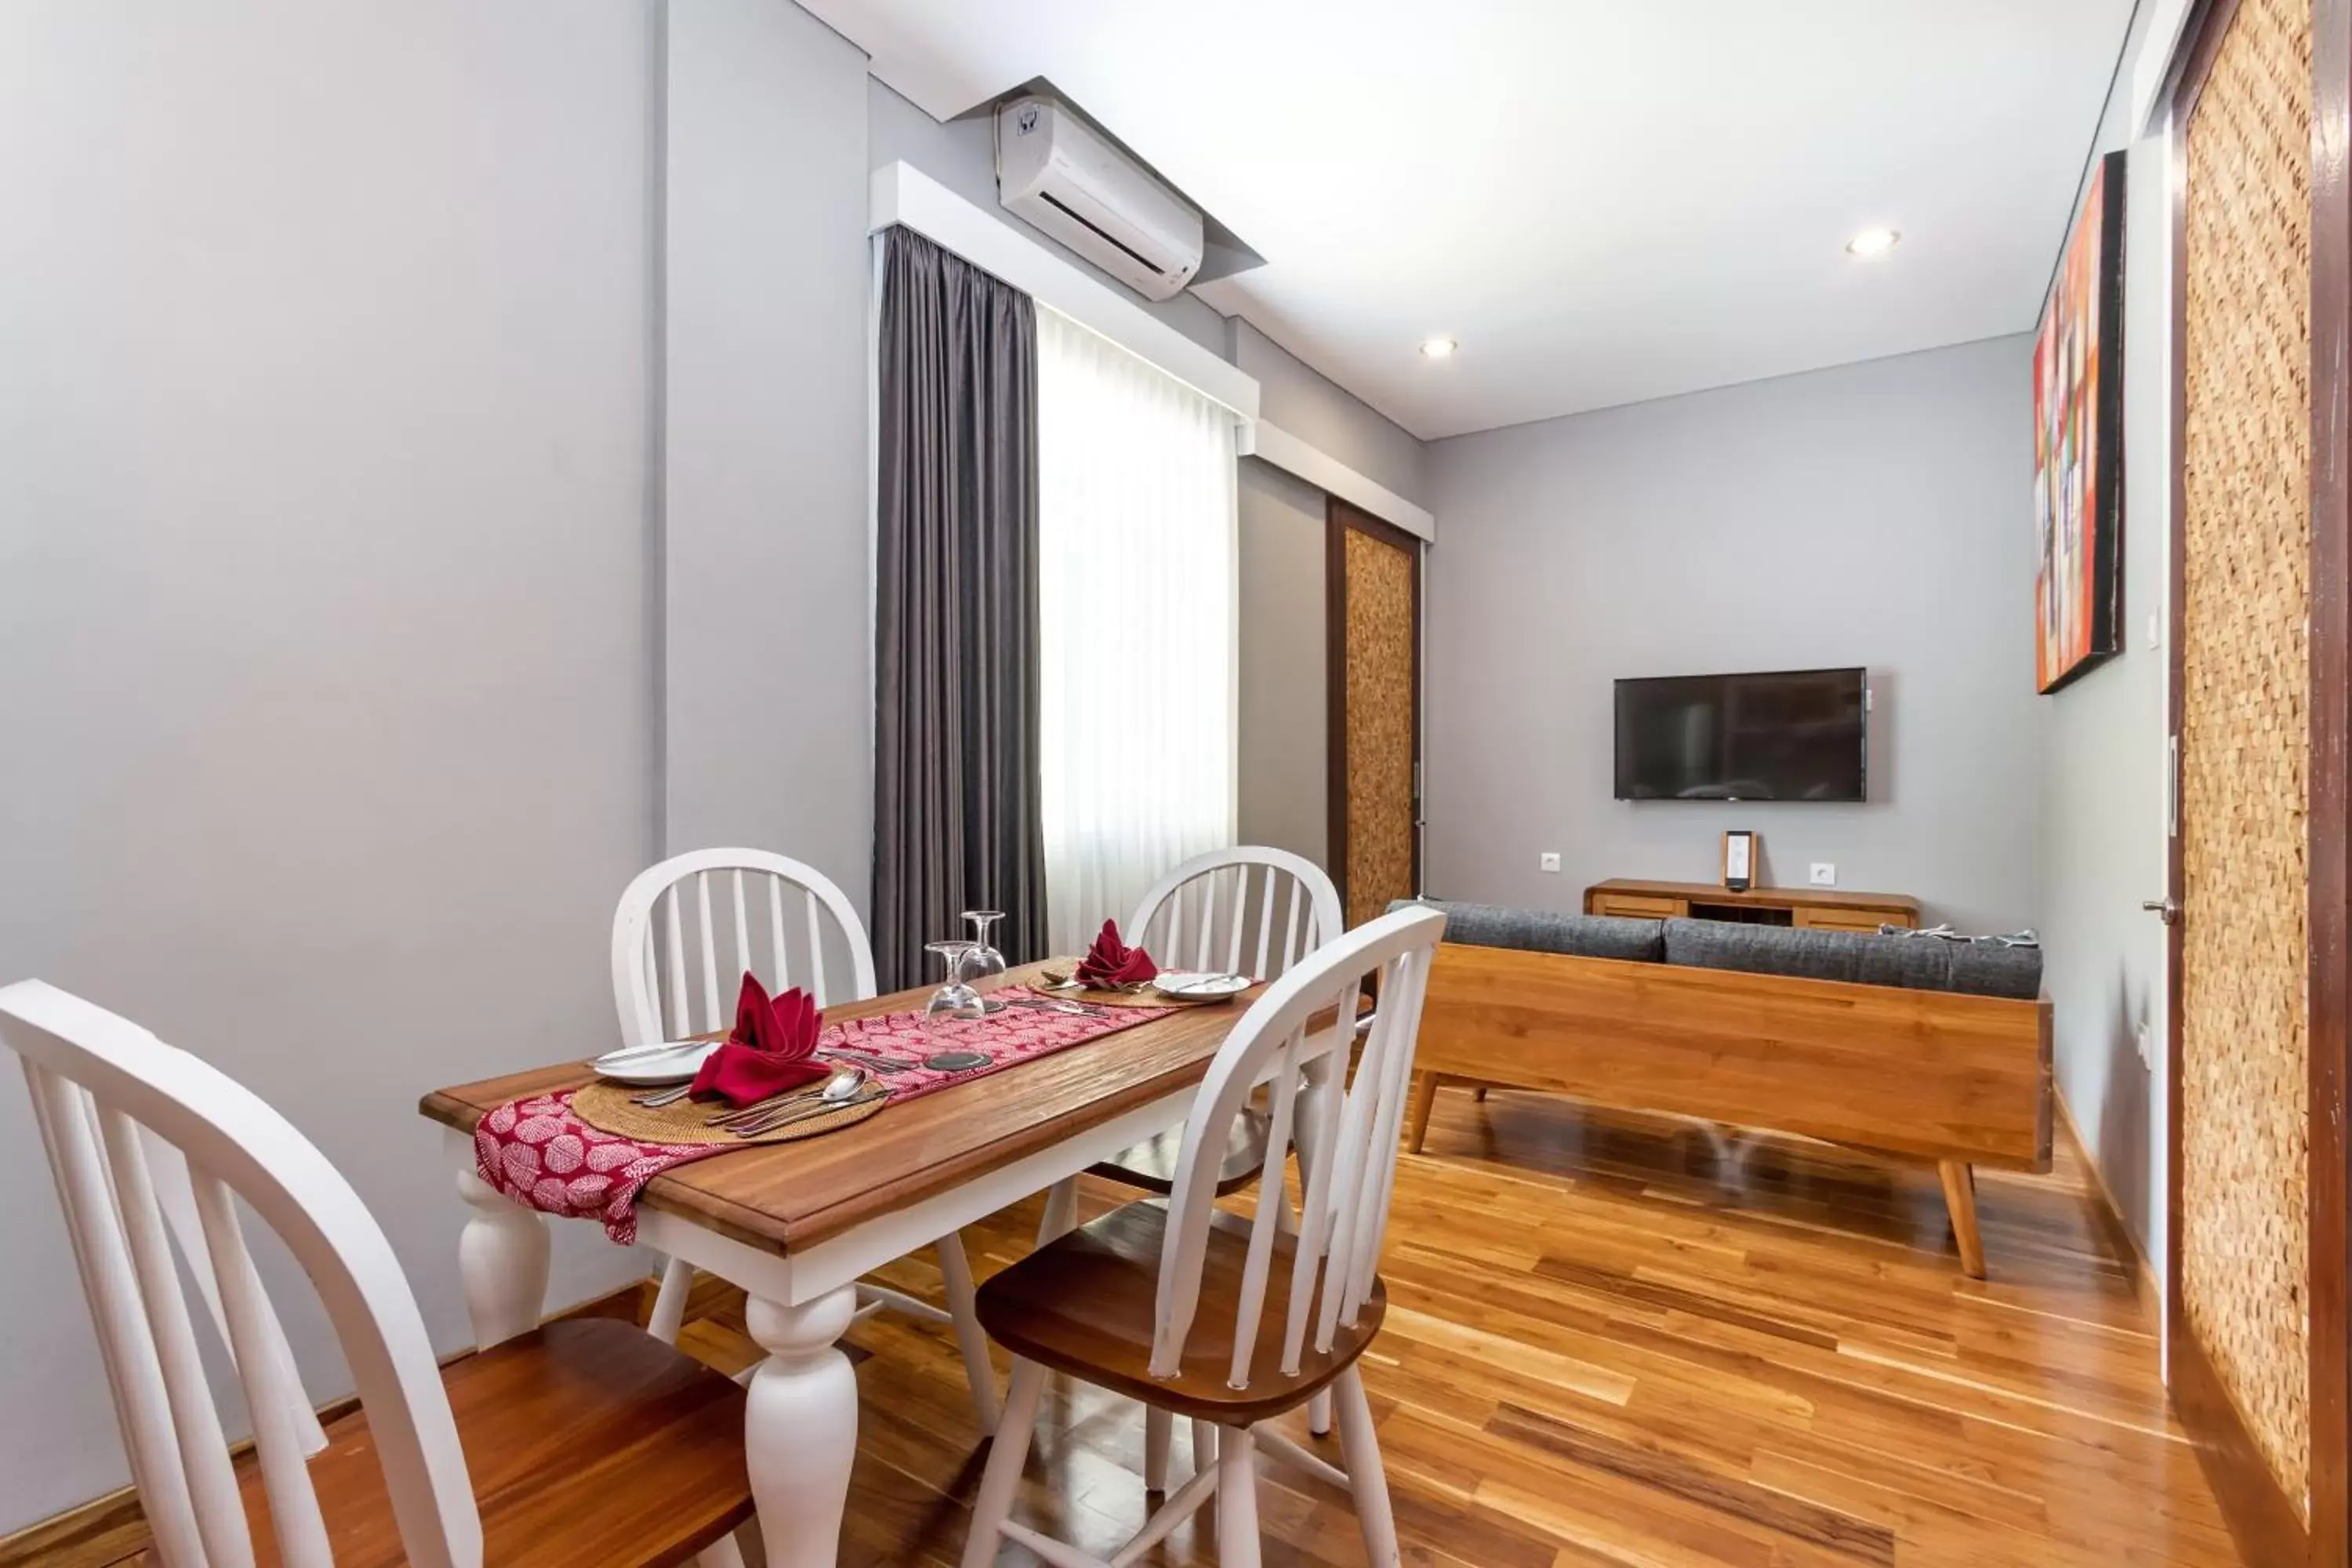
left=1539, top=852, right=1563, bottom=873
left=1809, top=862, right=1837, bottom=887
left=2136, top=1020, right=2153, bottom=1069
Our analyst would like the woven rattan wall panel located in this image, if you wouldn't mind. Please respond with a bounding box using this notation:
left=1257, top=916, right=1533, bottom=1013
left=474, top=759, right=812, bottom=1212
left=2180, top=0, right=2314, bottom=1515
left=1341, top=526, right=1416, bottom=928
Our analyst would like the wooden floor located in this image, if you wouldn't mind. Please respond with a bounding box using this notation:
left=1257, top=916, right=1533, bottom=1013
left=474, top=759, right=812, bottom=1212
left=88, top=1089, right=2237, bottom=1566
left=715, top=1089, right=2234, bottom=1566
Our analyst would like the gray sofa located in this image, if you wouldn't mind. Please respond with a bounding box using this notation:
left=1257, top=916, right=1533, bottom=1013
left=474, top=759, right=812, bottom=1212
left=1401, top=898, right=2053, bottom=1278
left=1399, top=899, right=2042, bottom=1000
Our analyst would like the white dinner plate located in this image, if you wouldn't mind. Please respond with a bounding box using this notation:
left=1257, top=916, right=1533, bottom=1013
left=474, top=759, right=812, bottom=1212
left=1152, top=971, right=1252, bottom=1000
left=590, top=1040, right=720, bottom=1085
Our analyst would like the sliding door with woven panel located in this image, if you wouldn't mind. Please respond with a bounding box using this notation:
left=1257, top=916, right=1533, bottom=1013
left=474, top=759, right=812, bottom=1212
left=2180, top=0, right=2315, bottom=1525
left=1330, top=502, right=1421, bottom=929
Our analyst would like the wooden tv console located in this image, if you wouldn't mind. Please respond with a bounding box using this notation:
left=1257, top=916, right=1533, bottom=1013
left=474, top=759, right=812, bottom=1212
left=1584, top=877, right=1921, bottom=934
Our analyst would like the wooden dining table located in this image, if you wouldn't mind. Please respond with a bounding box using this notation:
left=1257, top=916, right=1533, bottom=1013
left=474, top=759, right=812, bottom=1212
left=417, top=962, right=1337, bottom=1568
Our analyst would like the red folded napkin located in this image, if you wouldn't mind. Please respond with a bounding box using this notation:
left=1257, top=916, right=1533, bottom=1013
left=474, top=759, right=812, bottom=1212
left=689, top=974, right=829, bottom=1107
left=1076, top=919, right=1158, bottom=988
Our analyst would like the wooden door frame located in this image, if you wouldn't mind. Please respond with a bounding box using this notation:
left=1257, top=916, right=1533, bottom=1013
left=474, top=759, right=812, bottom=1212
left=2161, top=0, right=2352, bottom=1559
left=1325, top=496, right=1425, bottom=916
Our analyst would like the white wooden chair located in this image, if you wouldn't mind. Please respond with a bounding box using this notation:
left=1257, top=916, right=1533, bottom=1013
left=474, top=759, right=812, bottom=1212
left=960, top=903, right=1446, bottom=1568
left=1049, top=846, right=1346, bottom=1478
left=612, top=848, right=1000, bottom=1432
left=2, top=980, right=757, bottom=1568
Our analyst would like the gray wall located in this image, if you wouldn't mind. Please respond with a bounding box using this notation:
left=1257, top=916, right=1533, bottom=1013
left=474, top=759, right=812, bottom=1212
left=0, top=0, right=662, bottom=1530
left=1227, top=326, right=1430, bottom=877
left=1238, top=459, right=1331, bottom=868
left=0, top=2, right=1433, bottom=1530
left=1231, top=318, right=1430, bottom=506
left=859, top=85, right=1432, bottom=882
left=1425, top=336, right=2042, bottom=935
left=2036, top=0, right=2172, bottom=1285
left=666, top=0, right=872, bottom=899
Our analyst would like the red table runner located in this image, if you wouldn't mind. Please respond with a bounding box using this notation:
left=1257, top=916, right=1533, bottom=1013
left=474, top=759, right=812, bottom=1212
left=475, top=990, right=1180, bottom=1243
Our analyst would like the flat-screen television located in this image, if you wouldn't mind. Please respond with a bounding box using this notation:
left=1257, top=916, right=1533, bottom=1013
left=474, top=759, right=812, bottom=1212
left=1613, top=667, right=1867, bottom=802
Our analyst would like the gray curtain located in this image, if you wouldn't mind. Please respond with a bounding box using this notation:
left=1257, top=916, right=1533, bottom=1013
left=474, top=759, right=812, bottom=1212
left=872, top=226, right=1047, bottom=991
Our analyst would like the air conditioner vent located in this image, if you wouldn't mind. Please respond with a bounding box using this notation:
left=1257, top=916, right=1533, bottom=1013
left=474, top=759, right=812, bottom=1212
left=1036, top=190, right=1181, bottom=284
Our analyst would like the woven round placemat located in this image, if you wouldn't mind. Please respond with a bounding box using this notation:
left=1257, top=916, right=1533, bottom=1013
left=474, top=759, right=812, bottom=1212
left=571, top=1077, right=887, bottom=1147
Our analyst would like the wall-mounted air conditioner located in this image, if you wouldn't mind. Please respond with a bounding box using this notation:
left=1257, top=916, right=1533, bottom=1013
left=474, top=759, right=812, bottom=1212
left=995, top=96, right=1205, bottom=303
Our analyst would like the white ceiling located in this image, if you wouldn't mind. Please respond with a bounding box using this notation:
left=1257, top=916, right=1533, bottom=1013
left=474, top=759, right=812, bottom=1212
left=810, top=1, right=2136, bottom=441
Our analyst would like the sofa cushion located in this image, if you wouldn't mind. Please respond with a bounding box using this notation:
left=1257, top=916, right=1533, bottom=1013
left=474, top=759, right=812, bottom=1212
left=1661, top=919, right=2042, bottom=1000
left=1389, top=899, right=1664, bottom=962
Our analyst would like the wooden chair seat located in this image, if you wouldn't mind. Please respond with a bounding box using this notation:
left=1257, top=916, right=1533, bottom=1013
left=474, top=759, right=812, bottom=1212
left=242, top=1319, right=753, bottom=1568
left=975, top=1198, right=1385, bottom=1426
left=1088, top=1105, right=1271, bottom=1196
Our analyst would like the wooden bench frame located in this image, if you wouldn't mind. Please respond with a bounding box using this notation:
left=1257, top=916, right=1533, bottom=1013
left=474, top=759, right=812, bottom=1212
left=1403, top=942, right=2053, bottom=1277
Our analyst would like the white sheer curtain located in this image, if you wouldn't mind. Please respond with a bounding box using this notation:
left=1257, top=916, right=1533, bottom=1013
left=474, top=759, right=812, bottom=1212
left=1036, top=309, right=1238, bottom=956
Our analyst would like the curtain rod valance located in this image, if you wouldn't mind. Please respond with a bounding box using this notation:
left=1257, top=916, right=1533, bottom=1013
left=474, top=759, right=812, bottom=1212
left=870, top=162, right=1258, bottom=424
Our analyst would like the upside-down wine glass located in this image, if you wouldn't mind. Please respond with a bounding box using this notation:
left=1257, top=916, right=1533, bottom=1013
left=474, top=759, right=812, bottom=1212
left=923, top=940, right=986, bottom=1036
left=960, top=909, right=1008, bottom=1011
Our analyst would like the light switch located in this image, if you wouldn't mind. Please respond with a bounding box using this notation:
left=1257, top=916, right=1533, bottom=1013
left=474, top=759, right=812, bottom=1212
left=1809, top=862, right=1836, bottom=887
left=1539, top=852, right=1562, bottom=873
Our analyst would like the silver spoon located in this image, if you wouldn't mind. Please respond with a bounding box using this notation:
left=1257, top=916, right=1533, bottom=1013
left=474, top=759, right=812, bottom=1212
left=709, top=1066, right=867, bottom=1127
left=730, top=1080, right=885, bottom=1138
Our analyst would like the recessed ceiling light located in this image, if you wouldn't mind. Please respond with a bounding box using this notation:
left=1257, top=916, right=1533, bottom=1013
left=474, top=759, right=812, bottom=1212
left=1419, top=337, right=1458, bottom=359
left=1846, top=227, right=1901, bottom=259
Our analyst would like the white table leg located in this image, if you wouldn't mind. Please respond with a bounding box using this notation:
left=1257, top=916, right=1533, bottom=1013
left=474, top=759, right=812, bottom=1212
left=933, top=1233, right=1000, bottom=1436
left=648, top=1254, right=696, bottom=1344
left=456, top=1167, right=549, bottom=1349
left=1037, top=1175, right=1079, bottom=1243
left=744, top=1286, right=860, bottom=1568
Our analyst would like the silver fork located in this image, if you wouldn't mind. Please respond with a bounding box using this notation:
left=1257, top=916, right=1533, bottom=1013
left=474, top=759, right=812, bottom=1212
left=1002, top=995, right=1107, bottom=1017
left=706, top=1068, right=865, bottom=1127
left=632, top=1083, right=697, bottom=1109
left=819, top=1047, right=915, bottom=1074
left=731, top=1083, right=887, bottom=1138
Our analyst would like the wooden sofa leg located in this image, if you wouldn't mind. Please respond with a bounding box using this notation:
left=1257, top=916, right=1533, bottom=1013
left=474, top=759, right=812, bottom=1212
left=1406, top=1073, right=1439, bottom=1153
left=1938, top=1160, right=1985, bottom=1279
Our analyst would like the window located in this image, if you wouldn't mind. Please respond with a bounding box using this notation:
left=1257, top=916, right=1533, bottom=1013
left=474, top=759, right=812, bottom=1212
left=1036, top=310, right=1239, bottom=954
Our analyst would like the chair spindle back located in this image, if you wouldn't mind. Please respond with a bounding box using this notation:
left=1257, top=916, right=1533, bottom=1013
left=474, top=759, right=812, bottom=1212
left=1126, top=846, right=1341, bottom=983
left=611, top=848, right=877, bottom=1047
left=1147, top=904, right=1446, bottom=1389
left=2, top=980, right=481, bottom=1568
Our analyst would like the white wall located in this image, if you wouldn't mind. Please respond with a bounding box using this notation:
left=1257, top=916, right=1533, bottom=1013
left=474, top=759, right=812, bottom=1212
left=1425, top=336, right=2042, bottom=934
left=0, top=0, right=661, bottom=1530
left=2036, top=0, right=2173, bottom=1286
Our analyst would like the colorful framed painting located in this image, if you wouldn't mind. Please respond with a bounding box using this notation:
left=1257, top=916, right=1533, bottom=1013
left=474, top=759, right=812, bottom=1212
left=2034, top=147, right=2128, bottom=694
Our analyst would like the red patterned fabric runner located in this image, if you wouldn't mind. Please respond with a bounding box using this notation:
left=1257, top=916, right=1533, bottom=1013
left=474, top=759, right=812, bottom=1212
left=474, top=987, right=1182, bottom=1243
left=817, top=992, right=1178, bottom=1102
left=474, top=1093, right=722, bottom=1244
